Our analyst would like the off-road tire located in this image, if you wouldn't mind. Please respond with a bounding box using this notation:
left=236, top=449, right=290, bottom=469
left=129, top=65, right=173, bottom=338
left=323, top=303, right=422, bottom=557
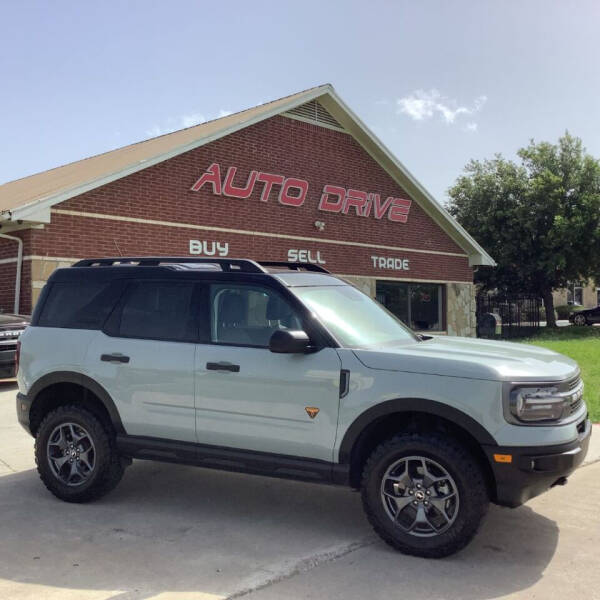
left=35, top=405, right=125, bottom=503
left=361, top=432, right=489, bottom=558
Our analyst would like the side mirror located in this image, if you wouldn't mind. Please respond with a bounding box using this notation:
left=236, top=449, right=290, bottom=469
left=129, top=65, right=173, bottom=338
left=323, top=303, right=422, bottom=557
left=269, top=329, right=312, bottom=354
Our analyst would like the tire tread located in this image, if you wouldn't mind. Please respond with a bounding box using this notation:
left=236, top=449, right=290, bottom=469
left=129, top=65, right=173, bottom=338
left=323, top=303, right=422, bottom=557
left=360, top=432, right=488, bottom=558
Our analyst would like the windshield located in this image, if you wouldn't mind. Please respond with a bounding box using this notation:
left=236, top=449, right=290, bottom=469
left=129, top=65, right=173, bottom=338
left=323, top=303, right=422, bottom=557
left=292, top=285, right=418, bottom=347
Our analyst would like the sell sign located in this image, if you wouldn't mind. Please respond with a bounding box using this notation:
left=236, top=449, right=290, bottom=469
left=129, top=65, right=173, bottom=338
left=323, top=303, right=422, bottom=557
left=191, top=163, right=412, bottom=224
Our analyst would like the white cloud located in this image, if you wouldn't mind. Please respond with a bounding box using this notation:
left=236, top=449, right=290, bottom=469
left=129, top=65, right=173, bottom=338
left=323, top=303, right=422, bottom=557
left=181, top=112, right=206, bottom=128
left=145, top=112, right=206, bottom=137
left=397, top=89, right=487, bottom=126
left=217, top=109, right=232, bottom=118
left=465, top=122, right=478, bottom=132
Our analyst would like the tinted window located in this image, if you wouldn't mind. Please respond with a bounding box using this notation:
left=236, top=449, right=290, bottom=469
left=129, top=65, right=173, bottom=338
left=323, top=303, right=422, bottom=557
left=38, top=281, right=123, bottom=329
left=210, top=284, right=302, bottom=347
left=117, top=282, right=196, bottom=341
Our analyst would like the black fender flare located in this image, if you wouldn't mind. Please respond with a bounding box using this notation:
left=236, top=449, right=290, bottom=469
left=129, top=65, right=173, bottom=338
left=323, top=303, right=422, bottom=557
left=337, top=397, right=498, bottom=464
left=28, top=371, right=126, bottom=435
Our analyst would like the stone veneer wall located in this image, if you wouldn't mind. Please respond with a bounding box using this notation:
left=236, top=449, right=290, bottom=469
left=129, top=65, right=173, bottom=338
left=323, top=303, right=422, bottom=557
left=446, top=282, right=476, bottom=337
left=31, top=258, right=77, bottom=308
left=338, top=275, right=376, bottom=297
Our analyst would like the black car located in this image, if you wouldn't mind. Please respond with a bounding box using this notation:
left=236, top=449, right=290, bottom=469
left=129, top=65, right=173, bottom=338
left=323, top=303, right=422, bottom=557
left=0, top=313, right=29, bottom=379
left=569, top=306, right=600, bottom=326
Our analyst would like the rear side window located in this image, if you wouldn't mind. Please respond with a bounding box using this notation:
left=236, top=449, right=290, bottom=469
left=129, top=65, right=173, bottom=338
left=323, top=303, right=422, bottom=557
left=37, top=281, right=124, bottom=329
left=115, top=281, right=196, bottom=342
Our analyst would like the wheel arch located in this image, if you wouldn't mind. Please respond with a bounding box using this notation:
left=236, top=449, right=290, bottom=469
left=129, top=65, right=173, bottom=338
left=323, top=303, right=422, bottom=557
left=338, top=398, right=497, bottom=491
left=28, top=371, right=125, bottom=437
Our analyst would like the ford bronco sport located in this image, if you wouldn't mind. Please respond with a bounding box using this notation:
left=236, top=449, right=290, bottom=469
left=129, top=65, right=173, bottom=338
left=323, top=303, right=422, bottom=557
left=16, top=257, right=591, bottom=558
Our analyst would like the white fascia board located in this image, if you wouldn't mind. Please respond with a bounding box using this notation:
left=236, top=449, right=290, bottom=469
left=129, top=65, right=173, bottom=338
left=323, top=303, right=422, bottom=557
left=318, top=91, right=496, bottom=267
left=4, top=86, right=334, bottom=224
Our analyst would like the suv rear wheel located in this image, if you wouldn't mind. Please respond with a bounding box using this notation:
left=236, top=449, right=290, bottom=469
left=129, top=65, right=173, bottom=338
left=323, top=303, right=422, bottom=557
left=361, top=432, right=489, bottom=558
left=35, top=405, right=125, bottom=503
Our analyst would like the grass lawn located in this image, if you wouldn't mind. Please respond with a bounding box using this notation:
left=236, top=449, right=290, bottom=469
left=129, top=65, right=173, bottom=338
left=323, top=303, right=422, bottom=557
left=512, top=327, right=600, bottom=422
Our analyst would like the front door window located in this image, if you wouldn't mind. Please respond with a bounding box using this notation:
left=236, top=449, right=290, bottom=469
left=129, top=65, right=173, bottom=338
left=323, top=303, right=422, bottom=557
left=210, top=283, right=302, bottom=347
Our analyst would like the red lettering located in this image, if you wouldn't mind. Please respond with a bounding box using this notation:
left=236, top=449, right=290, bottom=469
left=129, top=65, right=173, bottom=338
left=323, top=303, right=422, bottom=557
left=190, top=162, right=222, bottom=194
left=318, top=185, right=346, bottom=213
left=373, top=195, right=394, bottom=219
left=257, top=172, right=285, bottom=202
left=363, top=193, right=375, bottom=217
left=223, top=167, right=258, bottom=199
left=387, top=198, right=412, bottom=223
left=343, top=189, right=368, bottom=216
left=279, top=178, right=308, bottom=207
left=191, top=164, right=411, bottom=225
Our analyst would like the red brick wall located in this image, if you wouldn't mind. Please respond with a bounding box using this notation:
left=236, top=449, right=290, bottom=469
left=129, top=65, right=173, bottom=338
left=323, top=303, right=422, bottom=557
left=0, top=231, right=31, bottom=314
left=12, top=115, right=473, bottom=312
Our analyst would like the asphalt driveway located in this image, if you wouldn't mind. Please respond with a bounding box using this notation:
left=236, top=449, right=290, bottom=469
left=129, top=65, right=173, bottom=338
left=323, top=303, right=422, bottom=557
left=1, top=381, right=599, bottom=600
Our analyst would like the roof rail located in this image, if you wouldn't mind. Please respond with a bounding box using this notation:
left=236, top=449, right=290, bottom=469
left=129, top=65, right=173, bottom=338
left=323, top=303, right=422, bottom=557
left=71, top=257, right=266, bottom=273
left=71, top=257, right=331, bottom=274
left=258, top=261, right=330, bottom=273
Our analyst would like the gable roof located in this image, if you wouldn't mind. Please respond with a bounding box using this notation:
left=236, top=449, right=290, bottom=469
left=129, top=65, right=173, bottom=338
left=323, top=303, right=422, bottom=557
left=0, top=84, right=494, bottom=266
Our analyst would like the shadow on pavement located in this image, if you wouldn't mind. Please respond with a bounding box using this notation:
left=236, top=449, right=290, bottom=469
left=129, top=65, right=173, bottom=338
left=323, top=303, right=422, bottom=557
left=0, top=458, right=558, bottom=599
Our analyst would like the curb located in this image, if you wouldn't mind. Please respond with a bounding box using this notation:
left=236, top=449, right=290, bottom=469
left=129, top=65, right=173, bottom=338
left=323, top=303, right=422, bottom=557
left=583, top=424, right=600, bottom=466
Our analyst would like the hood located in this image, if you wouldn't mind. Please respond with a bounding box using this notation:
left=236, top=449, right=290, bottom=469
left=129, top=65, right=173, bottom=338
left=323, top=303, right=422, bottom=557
left=0, top=313, right=29, bottom=329
left=353, top=336, right=579, bottom=382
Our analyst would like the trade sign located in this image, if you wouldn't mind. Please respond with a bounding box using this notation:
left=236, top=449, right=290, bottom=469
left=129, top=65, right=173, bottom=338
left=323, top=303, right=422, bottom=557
left=191, top=163, right=412, bottom=223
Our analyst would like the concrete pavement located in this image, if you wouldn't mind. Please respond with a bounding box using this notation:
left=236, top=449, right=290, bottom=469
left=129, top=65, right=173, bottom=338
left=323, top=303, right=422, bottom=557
left=1, top=380, right=599, bottom=600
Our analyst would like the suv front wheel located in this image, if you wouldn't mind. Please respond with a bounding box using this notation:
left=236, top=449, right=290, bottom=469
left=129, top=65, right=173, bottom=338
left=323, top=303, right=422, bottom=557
left=361, top=432, right=489, bottom=558
left=35, top=405, right=125, bottom=503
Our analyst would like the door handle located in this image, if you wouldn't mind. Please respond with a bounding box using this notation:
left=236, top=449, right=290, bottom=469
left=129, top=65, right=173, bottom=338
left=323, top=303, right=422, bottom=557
left=101, top=353, right=130, bottom=364
left=206, top=361, right=240, bottom=373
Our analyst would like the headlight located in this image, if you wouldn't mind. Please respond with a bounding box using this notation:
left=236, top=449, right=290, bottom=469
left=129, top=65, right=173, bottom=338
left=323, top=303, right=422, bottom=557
left=509, top=381, right=584, bottom=423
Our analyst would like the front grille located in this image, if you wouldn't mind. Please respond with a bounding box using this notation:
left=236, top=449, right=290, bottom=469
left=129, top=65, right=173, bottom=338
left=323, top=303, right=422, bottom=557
left=566, top=376, right=582, bottom=391
left=569, top=397, right=583, bottom=415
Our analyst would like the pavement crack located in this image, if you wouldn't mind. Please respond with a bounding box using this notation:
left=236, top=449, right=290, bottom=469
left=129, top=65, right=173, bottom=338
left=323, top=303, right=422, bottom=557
left=226, top=537, right=375, bottom=599
left=0, top=457, right=17, bottom=473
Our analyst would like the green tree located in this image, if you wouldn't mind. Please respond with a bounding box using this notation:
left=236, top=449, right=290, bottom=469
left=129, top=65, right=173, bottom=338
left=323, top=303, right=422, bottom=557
left=448, top=133, right=600, bottom=327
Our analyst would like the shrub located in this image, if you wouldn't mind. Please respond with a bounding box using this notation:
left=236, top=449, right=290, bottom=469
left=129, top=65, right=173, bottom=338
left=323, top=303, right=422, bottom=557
left=555, top=305, right=584, bottom=320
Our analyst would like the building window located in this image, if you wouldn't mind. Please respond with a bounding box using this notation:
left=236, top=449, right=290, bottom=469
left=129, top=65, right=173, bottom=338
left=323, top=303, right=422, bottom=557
left=567, top=282, right=583, bottom=306
left=376, top=281, right=444, bottom=331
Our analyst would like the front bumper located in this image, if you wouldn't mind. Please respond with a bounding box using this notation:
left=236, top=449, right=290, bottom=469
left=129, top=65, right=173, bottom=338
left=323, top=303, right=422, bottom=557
left=16, top=392, right=33, bottom=435
left=0, top=348, right=16, bottom=379
left=484, top=417, right=592, bottom=507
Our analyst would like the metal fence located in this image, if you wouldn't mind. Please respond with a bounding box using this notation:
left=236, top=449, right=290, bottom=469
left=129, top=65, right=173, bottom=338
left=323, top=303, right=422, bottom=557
left=476, top=292, right=543, bottom=339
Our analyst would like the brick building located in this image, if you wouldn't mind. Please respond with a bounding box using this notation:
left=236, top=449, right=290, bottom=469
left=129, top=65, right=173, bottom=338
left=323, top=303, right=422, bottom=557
left=0, top=85, right=494, bottom=336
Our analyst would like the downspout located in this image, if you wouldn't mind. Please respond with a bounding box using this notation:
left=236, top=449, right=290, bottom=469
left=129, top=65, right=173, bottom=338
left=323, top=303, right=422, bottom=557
left=0, top=232, right=23, bottom=314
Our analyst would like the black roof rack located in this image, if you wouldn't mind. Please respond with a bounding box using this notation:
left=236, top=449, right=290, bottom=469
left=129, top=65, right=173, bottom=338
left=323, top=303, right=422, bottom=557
left=71, top=257, right=331, bottom=274
left=257, top=261, right=330, bottom=273
left=72, top=257, right=265, bottom=272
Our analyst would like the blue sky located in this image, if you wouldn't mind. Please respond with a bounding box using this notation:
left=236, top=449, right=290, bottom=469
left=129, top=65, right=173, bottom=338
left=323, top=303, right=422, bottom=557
left=1, top=0, right=598, bottom=203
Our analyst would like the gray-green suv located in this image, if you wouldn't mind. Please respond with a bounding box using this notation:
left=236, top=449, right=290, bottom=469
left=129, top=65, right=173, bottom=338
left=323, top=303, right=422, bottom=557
left=16, top=257, right=591, bottom=557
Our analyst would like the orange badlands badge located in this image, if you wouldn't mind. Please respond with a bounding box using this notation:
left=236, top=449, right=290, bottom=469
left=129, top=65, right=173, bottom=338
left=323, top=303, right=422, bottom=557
left=305, top=407, right=320, bottom=419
